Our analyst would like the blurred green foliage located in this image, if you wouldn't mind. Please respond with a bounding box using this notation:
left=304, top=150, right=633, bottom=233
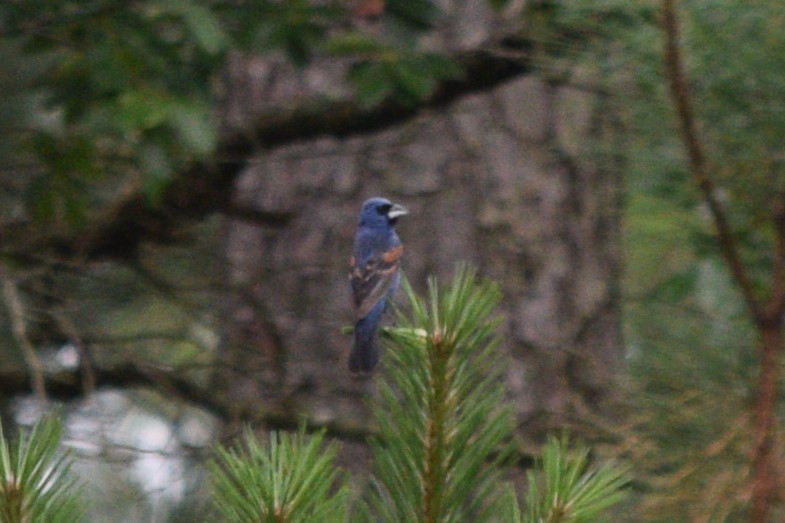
left=2, top=0, right=227, bottom=221
left=546, top=0, right=785, bottom=519
left=0, top=0, right=467, bottom=229
left=6, top=0, right=785, bottom=519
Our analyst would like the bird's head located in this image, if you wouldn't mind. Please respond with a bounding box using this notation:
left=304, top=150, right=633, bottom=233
left=358, top=197, right=408, bottom=229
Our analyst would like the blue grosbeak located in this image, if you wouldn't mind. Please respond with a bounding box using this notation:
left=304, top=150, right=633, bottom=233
left=349, top=197, right=408, bottom=373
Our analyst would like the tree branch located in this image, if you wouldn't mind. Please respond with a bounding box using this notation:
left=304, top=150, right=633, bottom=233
left=2, top=278, right=47, bottom=403
left=0, top=360, right=370, bottom=435
left=0, top=363, right=217, bottom=414
left=660, top=0, right=761, bottom=320
left=0, top=361, right=540, bottom=465
left=765, top=200, right=785, bottom=321
left=661, top=4, right=785, bottom=520
left=9, top=36, right=533, bottom=262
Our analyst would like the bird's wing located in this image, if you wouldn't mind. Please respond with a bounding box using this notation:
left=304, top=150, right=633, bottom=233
left=350, top=244, right=403, bottom=320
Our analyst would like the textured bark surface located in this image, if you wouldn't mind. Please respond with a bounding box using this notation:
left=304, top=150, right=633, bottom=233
left=217, top=4, right=623, bottom=443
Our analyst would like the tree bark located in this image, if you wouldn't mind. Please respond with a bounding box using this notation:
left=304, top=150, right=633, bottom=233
left=216, top=3, right=624, bottom=445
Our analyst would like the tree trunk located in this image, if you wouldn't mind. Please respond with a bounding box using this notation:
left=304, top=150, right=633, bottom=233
left=215, top=4, right=624, bottom=446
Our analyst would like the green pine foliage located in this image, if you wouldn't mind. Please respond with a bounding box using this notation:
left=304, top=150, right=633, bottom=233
left=521, top=436, right=629, bottom=523
left=0, top=417, right=83, bottom=523
left=209, top=426, right=349, bottom=523
left=206, top=266, right=628, bottom=523
left=368, top=265, right=514, bottom=523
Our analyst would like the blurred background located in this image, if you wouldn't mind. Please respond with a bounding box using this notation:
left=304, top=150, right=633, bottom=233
left=1, top=0, right=784, bottom=520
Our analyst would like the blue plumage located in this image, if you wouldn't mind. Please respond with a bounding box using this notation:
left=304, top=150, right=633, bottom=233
left=349, top=197, right=408, bottom=373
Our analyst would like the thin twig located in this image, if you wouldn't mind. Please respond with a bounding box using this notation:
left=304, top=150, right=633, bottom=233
left=2, top=278, right=47, bottom=402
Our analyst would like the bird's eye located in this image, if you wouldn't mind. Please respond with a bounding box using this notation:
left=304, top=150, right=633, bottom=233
left=376, top=203, right=392, bottom=215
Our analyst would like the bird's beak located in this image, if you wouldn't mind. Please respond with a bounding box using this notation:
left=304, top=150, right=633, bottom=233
left=387, top=203, right=409, bottom=220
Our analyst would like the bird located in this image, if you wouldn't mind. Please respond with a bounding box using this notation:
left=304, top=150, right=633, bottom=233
left=349, top=197, right=408, bottom=373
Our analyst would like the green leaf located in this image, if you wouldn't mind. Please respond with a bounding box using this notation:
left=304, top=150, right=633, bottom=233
left=168, top=104, right=216, bottom=156
left=281, top=26, right=322, bottom=67
left=422, top=53, right=464, bottom=81
left=486, top=0, right=511, bottom=10
left=181, top=4, right=229, bottom=56
left=323, top=32, right=387, bottom=56
left=386, top=0, right=441, bottom=30
left=116, top=89, right=175, bottom=130
left=140, top=143, right=174, bottom=204
left=388, top=58, right=435, bottom=104
left=650, top=267, right=698, bottom=302
left=349, top=61, right=395, bottom=108
left=55, top=136, right=102, bottom=180
left=27, top=175, right=56, bottom=222
left=62, top=189, right=88, bottom=229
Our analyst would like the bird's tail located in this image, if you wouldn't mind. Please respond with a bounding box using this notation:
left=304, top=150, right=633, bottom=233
left=350, top=314, right=380, bottom=373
